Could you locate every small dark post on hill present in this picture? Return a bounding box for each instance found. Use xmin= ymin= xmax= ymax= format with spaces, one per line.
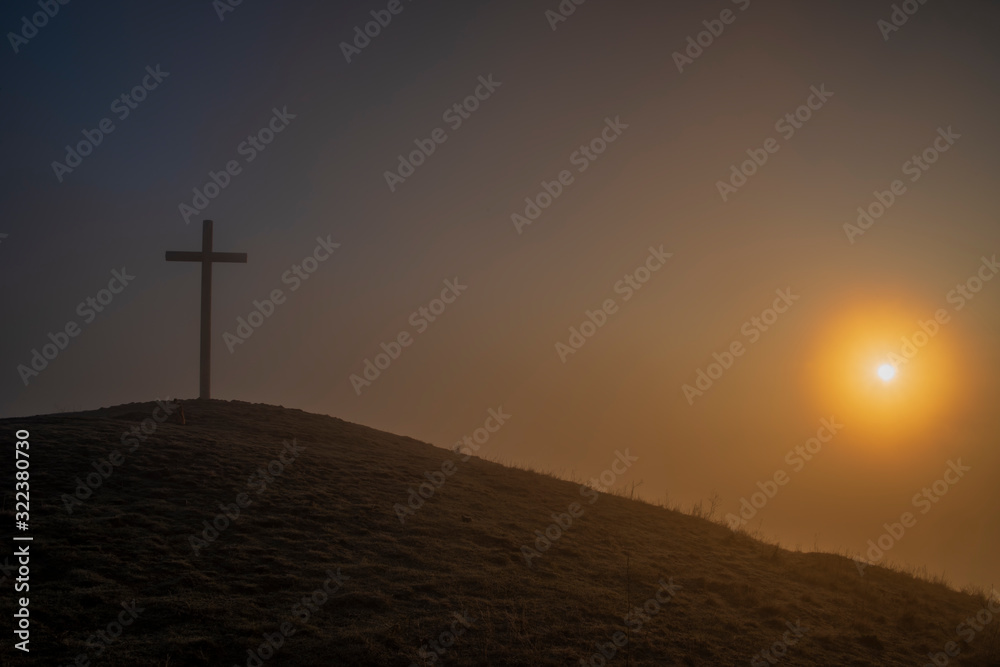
xmin=165 ymin=219 xmax=247 ymax=399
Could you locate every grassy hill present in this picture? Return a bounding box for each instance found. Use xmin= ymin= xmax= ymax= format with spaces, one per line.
xmin=2 ymin=399 xmax=998 ymax=666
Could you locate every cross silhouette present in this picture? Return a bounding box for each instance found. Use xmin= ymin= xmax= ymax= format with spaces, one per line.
xmin=165 ymin=220 xmax=247 ymax=399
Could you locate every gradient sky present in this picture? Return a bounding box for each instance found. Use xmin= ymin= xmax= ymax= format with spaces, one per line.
xmin=2 ymin=0 xmax=999 ymax=590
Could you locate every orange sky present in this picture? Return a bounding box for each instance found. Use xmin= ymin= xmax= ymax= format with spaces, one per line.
xmin=2 ymin=0 xmax=999 ymax=591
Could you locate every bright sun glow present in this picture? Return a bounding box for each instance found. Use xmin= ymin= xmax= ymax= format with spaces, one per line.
xmin=877 ymin=363 xmax=897 ymax=382
xmin=804 ymin=294 xmax=968 ymax=455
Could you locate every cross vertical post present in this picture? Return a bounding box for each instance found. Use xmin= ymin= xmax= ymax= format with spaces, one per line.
xmin=166 ymin=219 xmax=248 ymax=400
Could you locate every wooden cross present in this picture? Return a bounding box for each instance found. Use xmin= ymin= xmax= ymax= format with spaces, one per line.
xmin=165 ymin=220 xmax=247 ymax=400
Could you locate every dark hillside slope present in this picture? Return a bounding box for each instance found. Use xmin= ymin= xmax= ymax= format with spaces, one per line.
xmin=1 ymin=400 xmax=997 ymax=665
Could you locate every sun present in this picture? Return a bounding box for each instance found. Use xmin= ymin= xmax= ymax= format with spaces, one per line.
xmin=803 ymin=292 xmax=968 ymax=454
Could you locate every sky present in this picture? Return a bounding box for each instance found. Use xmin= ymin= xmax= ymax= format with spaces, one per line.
xmin=2 ymin=0 xmax=999 ymax=590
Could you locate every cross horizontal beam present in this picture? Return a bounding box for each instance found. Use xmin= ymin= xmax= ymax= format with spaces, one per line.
xmin=165 ymin=220 xmax=247 ymax=400
xmin=165 ymin=251 xmax=247 ymax=263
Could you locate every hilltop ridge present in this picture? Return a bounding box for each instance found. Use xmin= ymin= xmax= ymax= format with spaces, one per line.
xmin=2 ymin=399 xmax=998 ymax=666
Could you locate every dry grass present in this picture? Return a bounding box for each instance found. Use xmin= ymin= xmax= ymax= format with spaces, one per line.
xmin=1 ymin=399 xmax=998 ymax=666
